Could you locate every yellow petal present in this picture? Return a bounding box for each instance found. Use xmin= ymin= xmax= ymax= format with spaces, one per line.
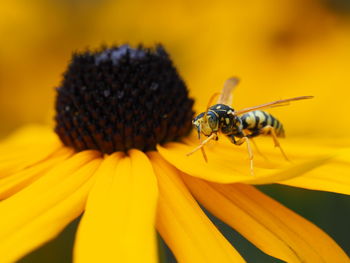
xmin=0 ymin=150 xmax=102 ymax=263
xmin=149 ymin=152 xmax=245 ymax=263
xmin=158 ymin=141 xmax=330 ymax=184
xmin=0 ymin=147 xmax=73 ymax=199
xmin=0 ymin=125 xmax=60 ymax=160
xmin=0 ymin=143 xmax=63 ymax=177
xmin=250 ymin=140 xmax=350 ymax=195
xmin=245 ymin=156 xmax=331 ymax=185
xmin=0 ymin=178 xmax=94 ymax=263
xmin=183 ymin=176 xmax=349 ymax=263
xmin=178 ymin=135 xmax=350 ymax=194
xmin=280 ymin=148 xmax=350 ymax=195
xmin=74 ymin=150 xmax=158 ymax=263
xmin=0 ymin=126 xmax=62 ymax=177
xmin=0 ymin=125 xmax=59 ymax=146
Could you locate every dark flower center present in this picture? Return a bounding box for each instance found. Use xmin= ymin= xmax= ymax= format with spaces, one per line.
xmin=55 ymin=44 xmax=194 ymax=154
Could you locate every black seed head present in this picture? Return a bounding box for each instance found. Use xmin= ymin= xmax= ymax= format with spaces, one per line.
xmin=55 ymin=44 xmax=194 ymax=154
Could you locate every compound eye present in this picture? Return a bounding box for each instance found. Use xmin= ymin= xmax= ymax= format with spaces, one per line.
xmin=208 ymin=114 xmax=218 ymax=129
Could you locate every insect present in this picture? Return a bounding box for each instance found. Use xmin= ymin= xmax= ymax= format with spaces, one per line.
xmin=187 ymin=77 xmax=313 ymax=175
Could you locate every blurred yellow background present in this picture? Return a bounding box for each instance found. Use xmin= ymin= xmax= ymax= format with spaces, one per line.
xmin=0 ymin=0 xmax=350 ymax=139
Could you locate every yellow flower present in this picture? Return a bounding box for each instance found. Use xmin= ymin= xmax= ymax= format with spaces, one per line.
xmin=0 ymin=44 xmax=349 ymax=263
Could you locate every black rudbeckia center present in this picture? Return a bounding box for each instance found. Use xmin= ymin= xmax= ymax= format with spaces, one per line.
xmin=55 ymin=44 xmax=194 ymax=154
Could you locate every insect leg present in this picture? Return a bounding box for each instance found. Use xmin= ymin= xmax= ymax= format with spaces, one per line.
xmin=226 ymin=134 xmax=238 ymax=144
xmin=250 ymin=138 xmax=269 ymax=161
xmin=261 ymin=125 xmax=289 ymax=161
xmin=186 ymin=133 xmax=217 ymax=158
xmin=199 ymin=135 xmax=208 ymax=163
xmin=243 ymin=137 xmax=254 ymax=176
xmin=227 ymin=134 xmax=254 ymax=176
xmin=246 ymin=130 xmax=260 ymax=138
xmin=245 ymin=131 xmax=269 ymax=161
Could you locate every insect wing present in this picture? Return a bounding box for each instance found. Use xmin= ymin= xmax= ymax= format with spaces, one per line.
xmin=235 ymin=96 xmax=313 ymax=115
xmin=217 ymin=77 xmax=240 ymax=105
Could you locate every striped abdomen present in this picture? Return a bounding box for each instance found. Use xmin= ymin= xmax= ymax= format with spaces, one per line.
xmin=241 ymin=110 xmax=285 ymax=137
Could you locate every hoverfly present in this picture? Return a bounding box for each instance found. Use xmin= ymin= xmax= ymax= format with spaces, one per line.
xmin=187 ymin=77 xmax=313 ymax=175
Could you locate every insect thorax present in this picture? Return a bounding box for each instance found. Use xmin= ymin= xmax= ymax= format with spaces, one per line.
xmin=208 ymin=104 xmax=242 ymax=135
